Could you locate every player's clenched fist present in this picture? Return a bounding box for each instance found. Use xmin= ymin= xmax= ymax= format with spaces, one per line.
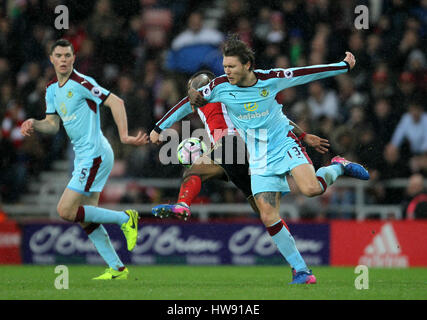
xmin=344 ymin=51 xmax=356 ymax=69
xmin=21 ymin=118 xmax=35 ymax=137
xmin=188 ymin=88 xmax=208 ymax=108
xmin=150 ymin=130 xmax=162 ymax=145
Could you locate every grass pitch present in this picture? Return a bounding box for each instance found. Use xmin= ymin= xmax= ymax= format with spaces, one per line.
xmin=1 ymin=265 xmax=426 ymax=300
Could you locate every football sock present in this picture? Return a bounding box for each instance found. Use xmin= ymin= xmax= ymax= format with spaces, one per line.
xmin=84 ymin=224 xmax=125 ymax=271
xmin=267 ymin=219 xmax=308 ymax=273
xmin=177 ymin=175 xmax=202 ymax=206
xmin=315 ymin=164 xmax=344 ymax=192
xmin=75 ymin=205 xmax=129 ymax=226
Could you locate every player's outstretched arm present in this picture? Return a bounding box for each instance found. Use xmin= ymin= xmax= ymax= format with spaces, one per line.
xmin=104 ymin=93 xmax=149 ymax=146
xmin=343 ymin=51 xmax=356 ymax=69
xmin=21 ymin=114 xmax=60 ymax=136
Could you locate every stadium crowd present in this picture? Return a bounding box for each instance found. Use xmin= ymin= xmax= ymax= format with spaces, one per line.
xmin=0 ymin=0 xmax=426 ymax=219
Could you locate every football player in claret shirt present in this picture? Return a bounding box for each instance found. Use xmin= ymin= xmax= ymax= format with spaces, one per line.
xmin=153 ymin=35 xmax=370 ymax=284
xmin=21 ymin=39 xmax=149 ymax=280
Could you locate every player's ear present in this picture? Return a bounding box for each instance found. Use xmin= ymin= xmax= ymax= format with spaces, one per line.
xmin=245 ymin=61 xmax=251 ymax=71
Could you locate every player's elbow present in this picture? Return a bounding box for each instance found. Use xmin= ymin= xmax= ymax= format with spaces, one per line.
xmin=300 ymin=184 xmax=323 ymax=197
xmin=105 ymin=94 xmax=125 ymax=110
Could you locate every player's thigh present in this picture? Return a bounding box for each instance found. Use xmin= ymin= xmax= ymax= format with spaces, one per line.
xmin=290 ymin=163 xmax=322 ymax=196
xmin=285 ymin=175 xmax=300 ymax=194
xmin=185 ymin=155 xmax=226 ymax=181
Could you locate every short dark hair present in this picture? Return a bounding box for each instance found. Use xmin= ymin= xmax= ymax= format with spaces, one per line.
xmin=50 ymin=39 xmax=74 ymax=55
xmin=188 ymin=70 xmax=215 ymax=89
xmin=222 ymin=34 xmax=255 ymax=70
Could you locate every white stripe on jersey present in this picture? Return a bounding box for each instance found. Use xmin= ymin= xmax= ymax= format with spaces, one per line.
xmin=221 ymin=103 xmax=237 ymax=137
xmin=197 ymin=107 xmax=214 ymax=144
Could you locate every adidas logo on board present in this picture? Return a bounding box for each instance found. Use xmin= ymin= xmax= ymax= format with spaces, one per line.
xmin=359 ymin=223 xmax=408 ymax=267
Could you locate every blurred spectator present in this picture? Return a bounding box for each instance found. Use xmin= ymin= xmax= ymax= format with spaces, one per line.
xmin=393 ymin=71 xmax=419 ymax=116
xmin=346 ymin=32 xmax=370 ymax=88
xmin=266 ymin=11 xmax=286 ymax=44
xmin=371 ymin=98 xmax=399 ymax=150
xmin=401 ymin=173 xmax=427 ymax=219
xmin=253 ymin=7 xmax=271 ymax=45
xmin=0 ymin=82 xmax=14 ymax=114
xmin=306 ymin=81 xmax=340 ymax=122
xmin=235 ymin=17 xmax=253 ymax=49
xmin=220 ymin=0 xmax=249 ymax=34
xmin=354 ymin=125 xmax=385 ymax=179
xmin=336 ymin=74 xmax=367 ymax=121
xmin=366 ymin=33 xmax=384 ymax=67
xmin=405 ymin=49 xmax=427 ymax=92
xmin=1 ymin=101 xmax=29 ymax=202
xmin=384 ymin=99 xmax=427 ymax=175
xmin=330 ymin=125 xmax=357 ymax=160
xmin=369 ymin=65 xmax=395 ymax=101
xmin=87 ymin=0 xmax=129 ymax=67
xmin=166 ymin=11 xmax=224 ymax=75
xmin=63 ymin=22 xmax=88 ymax=54
xmin=74 ymin=38 xmax=100 ymax=78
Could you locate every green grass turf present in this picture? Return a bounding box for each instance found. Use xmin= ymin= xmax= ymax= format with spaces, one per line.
xmin=0 ymin=265 xmax=426 ymax=300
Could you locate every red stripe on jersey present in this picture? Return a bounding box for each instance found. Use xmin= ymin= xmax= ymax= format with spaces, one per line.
xmin=46 ymin=77 xmax=58 ymax=89
xmin=292 ymin=65 xmax=347 ymax=77
xmin=255 ymin=70 xmax=284 ymax=81
xmin=85 ymin=156 xmax=102 ymax=192
xmin=157 ymin=96 xmax=190 ymax=127
xmin=209 ymin=75 xmax=229 ymax=90
xmin=70 ymin=71 xmax=107 ymax=101
xmin=86 ymin=99 xmax=97 ymax=113
xmin=255 ymin=65 xmax=347 ymax=81
xmin=287 ymin=131 xmax=313 ymax=165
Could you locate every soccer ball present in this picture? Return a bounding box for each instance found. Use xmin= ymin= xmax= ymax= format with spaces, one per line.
xmin=177 ymin=137 xmax=207 ymax=167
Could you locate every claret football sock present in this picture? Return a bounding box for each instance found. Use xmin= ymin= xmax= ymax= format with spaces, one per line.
xmin=267 ymin=219 xmax=309 ymax=273
xmin=85 ymin=224 xmax=125 ymax=271
xmin=315 ymin=164 xmax=344 ymax=192
xmin=75 ymin=205 xmax=129 ymax=226
xmin=177 ymin=175 xmax=202 ymax=207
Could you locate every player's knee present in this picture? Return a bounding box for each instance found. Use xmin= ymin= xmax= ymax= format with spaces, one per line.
xmin=56 ymin=203 xmax=76 ymax=222
xmin=258 ymin=209 xmax=279 ymax=227
xmin=299 ymin=183 xmax=322 ymax=197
